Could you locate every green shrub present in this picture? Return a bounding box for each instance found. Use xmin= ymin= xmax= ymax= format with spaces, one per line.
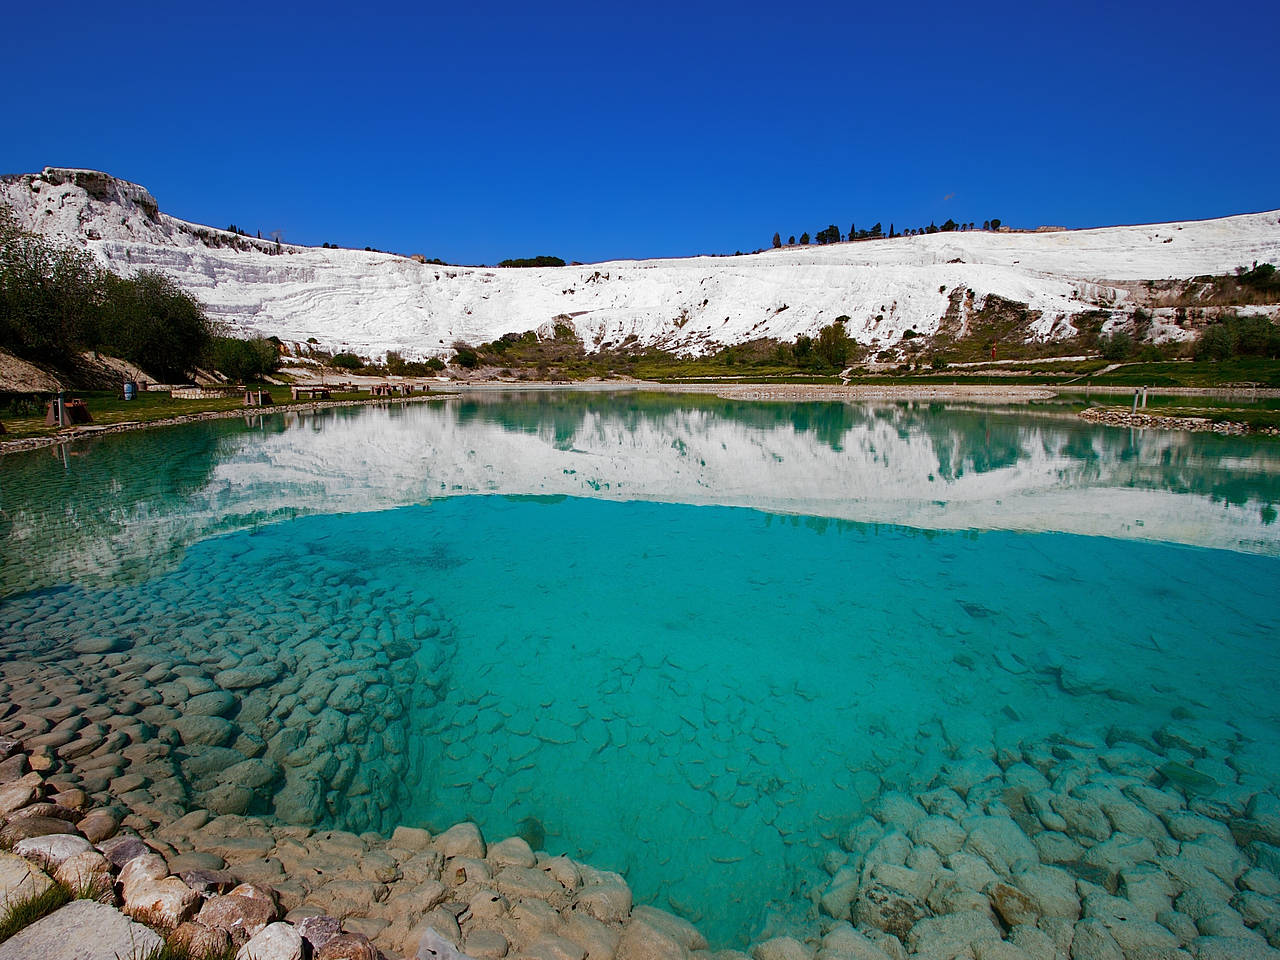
xmin=329 ymin=352 xmax=363 ymax=370
xmin=1195 ymin=314 xmax=1280 ymax=360
xmin=497 ymin=255 xmax=565 ymax=268
xmin=452 ymin=343 xmax=479 ymax=368
xmin=209 ymin=336 xmax=279 ymax=383
xmin=1099 ymin=331 xmax=1135 ymax=361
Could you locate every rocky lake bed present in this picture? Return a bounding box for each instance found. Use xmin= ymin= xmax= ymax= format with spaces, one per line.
xmin=0 ymin=624 xmax=1278 ymax=959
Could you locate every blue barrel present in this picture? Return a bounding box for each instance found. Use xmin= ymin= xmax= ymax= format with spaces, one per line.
xmin=123 ymin=381 xmax=136 ymax=400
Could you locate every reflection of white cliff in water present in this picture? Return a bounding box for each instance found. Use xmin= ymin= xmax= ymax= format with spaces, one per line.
xmin=2 ymin=394 xmax=1279 ymax=596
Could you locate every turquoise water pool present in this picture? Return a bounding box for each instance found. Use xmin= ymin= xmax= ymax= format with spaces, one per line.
xmin=2 ymin=392 xmax=1279 ymax=944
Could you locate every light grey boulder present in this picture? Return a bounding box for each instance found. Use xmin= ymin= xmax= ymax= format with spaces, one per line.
xmin=852 ymin=881 xmax=929 ymax=940
xmin=863 ymin=829 xmax=912 ymax=869
xmin=1158 ymin=908 xmax=1200 ymax=944
xmin=1239 ymin=867 xmax=1280 ymax=898
xmin=1069 ymin=918 xmax=1124 ymax=960
xmin=912 ymin=816 xmax=967 ymax=857
xmin=1196 ymin=910 xmax=1259 ymax=940
xmin=947 ymin=850 xmax=1001 ymax=892
xmin=1006 ymin=924 xmax=1058 ymax=960
xmin=971 ymin=941 xmax=1035 ymax=960
xmin=927 ymin=877 xmax=992 ymax=917
xmin=817 ymin=923 xmax=894 ymax=960
xmin=12 ymin=833 xmax=94 ymax=869
xmin=751 ymin=937 xmax=810 ymax=960
xmin=171 ymin=714 xmax=238 ymax=747
xmin=1082 ymin=833 xmax=1158 ymax=887
xmin=1180 ymin=833 xmax=1250 ymax=885
xmin=215 ymin=663 xmax=282 ymax=690
xmin=616 ymin=914 xmax=690 ymax=960
xmin=1189 ymin=935 xmax=1280 ymax=959
xmin=965 ymin=816 xmax=1038 ymax=875
xmin=236 ymin=921 xmax=304 ymax=960
xmin=0 ymin=898 xmax=162 ymax=960
xmin=819 ymin=872 xmax=860 ymax=920
xmin=905 ymin=910 xmax=1001 ymax=957
xmin=872 ymin=793 xmax=928 ymax=833
xmin=871 ymin=863 xmax=933 ymax=901
xmin=0 ymin=850 xmax=52 ymax=911
xmin=631 ymin=905 xmax=707 ymax=951
xmin=1101 ymin=797 xmax=1169 ymax=842
xmin=124 ymin=874 xmax=201 ymax=928
xmin=572 ymin=871 xmax=632 ymax=923
xmin=186 ymin=690 xmax=237 ymax=717
xmin=1050 ymin=795 xmax=1111 ymax=843
xmin=417 ymin=926 xmax=477 ymax=960
xmin=435 ymin=821 xmax=486 ymax=860
xmin=1104 ymin=917 xmax=1182 ymax=954
xmin=487 ymin=836 xmax=536 ymax=870
xmin=1012 ymin=864 xmax=1080 ymax=919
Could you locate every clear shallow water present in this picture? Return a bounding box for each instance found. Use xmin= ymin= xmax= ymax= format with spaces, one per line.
xmin=2 ymin=393 xmax=1280 ymax=944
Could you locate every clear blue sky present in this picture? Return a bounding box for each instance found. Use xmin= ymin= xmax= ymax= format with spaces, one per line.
xmin=3 ymin=0 xmax=1276 ymax=265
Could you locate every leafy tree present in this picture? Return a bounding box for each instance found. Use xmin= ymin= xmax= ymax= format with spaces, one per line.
xmin=990 ymin=218 xmax=1002 ymax=230
xmin=1234 ymin=315 xmax=1280 ymax=355
xmin=0 ymin=206 xmax=105 ymax=364
xmin=1238 ymin=263 xmax=1279 ymax=293
xmin=497 ymin=255 xmax=565 ymax=268
xmin=772 ymin=233 xmax=781 ymax=249
xmin=451 ymin=341 xmax=479 ymax=368
xmin=1098 ymin=331 xmax=1135 ymax=361
xmin=387 ymin=350 xmax=446 ymax=376
xmin=210 ymin=335 xmax=279 ymax=382
xmin=330 ymin=352 xmax=364 ymax=369
xmin=1194 ymin=324 xmax=1235 ymax=361
xmin=814 ymin=322 xmax=852 ymax=368
xmin=99 ymin=270 xmax=213 ymax=381
xmin=793 ymin=334 xmax=813 ymax=361
xmin=1194 ymin=313 xmax=1280 ymax=359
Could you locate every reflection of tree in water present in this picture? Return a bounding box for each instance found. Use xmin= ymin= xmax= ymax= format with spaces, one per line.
xmin=454 ymin=390 xmax=876 ymax=453
xmin=0 ymin=418 xmax=265 ymax=598
xmin=453 ymin=391 xmax=1280 ymax=512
